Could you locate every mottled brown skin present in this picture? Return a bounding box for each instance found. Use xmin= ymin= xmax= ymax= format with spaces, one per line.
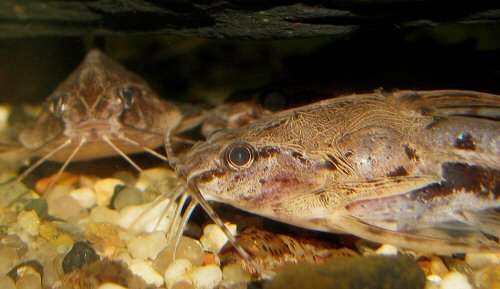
xmin=178 ymin=90 xmax=500 ymax=253
xmin=19 ymin=49 xmax=181 ymax=162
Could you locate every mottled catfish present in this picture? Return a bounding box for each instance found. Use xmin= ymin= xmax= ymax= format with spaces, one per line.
xmin=177 ymin=90 xmax=500 ymax=253
xmin=9 ymin=49 xmax=182 ymax=186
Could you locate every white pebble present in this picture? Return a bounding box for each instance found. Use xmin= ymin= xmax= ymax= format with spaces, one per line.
xmin=222 ymin=263 xmax=251 ymax=286
xmin=439 ymin=272 xmax=472 ymax=289
xmin=175 ymin=237 xmax=205 ymax=266
xmin=119 ymin=199 xmax=176 ymax=233
xmin=200 ymin=223 xmax=237 ymax=254
xmin=188 ymin=264 xmax=222 ymax=289
xmin=94 ymin=178 xmax=124 ymax=206
xmin=127 ymin=231 xmax=168 ymax=260
xmin=89 ymin=206 xmax=121 ymax=225
xmin=17 ymin=210 xmax=40 ymax=236
xmin=375 ymin=244 xmax=399 ymax=256
xmin=164 ymin=259 xmax=194 ymax=289
xmin=128 ymin=260 xmax=164 ymax=287
xmin=47 ymin=195 xmax=85 ymax=221
xmin=465 ymin=252 xmax=500 ymax=269
xmin=69 ymin=187 xmax=96 ymax=209
xmin=97 ymin=283 xmax=128 ymax=289
xmin=426 ymin=274 xmax=443 ymax=286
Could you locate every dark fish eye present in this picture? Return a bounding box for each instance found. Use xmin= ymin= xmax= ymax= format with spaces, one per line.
xmin=48 ymin=93 xmax=68 ymax=117
xmin=115 ymin=86 xmax=138 ymax=109
xmin=225 ymin=142 xmax=255 ymax=170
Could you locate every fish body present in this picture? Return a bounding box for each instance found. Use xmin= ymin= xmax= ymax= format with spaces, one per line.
xmin=18 ymin=49 xmax=181 ymax=162
xmin=178 ymin=90 xmax=500 ymax=253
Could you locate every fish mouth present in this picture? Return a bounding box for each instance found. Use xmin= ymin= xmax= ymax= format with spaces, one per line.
xmin=67 ymin=120 xmax=120 ymax=139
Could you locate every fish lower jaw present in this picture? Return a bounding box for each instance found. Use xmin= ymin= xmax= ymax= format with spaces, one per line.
xmin=66 ymin=123 xmax=121 ymax=141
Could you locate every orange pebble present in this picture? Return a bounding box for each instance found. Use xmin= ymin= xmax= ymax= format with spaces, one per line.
xmin=204 ymin=252 xmax=216 ymax=265
xmin=35 ymin=171 xmax=79 ymax=194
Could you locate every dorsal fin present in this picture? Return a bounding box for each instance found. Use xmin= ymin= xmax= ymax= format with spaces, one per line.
xmin=392 ymin=90 xmax=500 ymax=120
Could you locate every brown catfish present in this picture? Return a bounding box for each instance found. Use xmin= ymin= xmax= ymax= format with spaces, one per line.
xmin=176 ymin=90 xmax=500 ymax=254
xmin=5 ymin=49 xmax=181 ymax=185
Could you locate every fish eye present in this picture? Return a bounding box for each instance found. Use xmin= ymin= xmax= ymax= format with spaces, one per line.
xmin=115 ymin=86 xmax=138 ymax=109
xmin=224 ymin=142 xmax=255 ymax=170
xmin=48 ymin=93 xmax=68 ymax=117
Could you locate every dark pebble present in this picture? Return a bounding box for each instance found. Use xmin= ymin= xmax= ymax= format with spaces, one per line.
xmin=62 ymin=240 xmax=100 ymax=273
xmin=7 ymin=259 xmax=43 ymax=281
xmin=264 ymin=255 xmax=425 ymax=289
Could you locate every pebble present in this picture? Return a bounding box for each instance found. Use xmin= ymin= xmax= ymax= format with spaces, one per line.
xmin=47 ymin=194 xmax=85 ymax=221
xmin=0 ymin=275 xmax=16 ymax=289
xmin=172 ymin=280 xmax=195 ymax=289
xmin=0 ymin=207 xmax=17 ymax=228
xmin=38 ymin=221 xmax=58 ymax=240
xmin=439 ymin=272 xmax=473 ymax=289
xmin=426 ymin=274 xmax=443 ymax=289
xmin=112 ymin=170 xmax=137 ymax=185
xmin=127 ymin=231 xmax=168 ymax=260
xmin=119 ymin=199 xmax=176 ymax=233
xmin=111 ymin=185 xmax=145 ymax=211
xmin=375 ymin=244 xmax=399 ymax=256
xmin=1 ymin=234 xmax=28 ymax=258
xmin=154 ymin=237 xmax=204 ymax=275
xmin=164 ymin=259 xmax=194 ymax=289
xmin=222 ymin=263 xmax=252 ymax=286
xmin=128 ymin=259 xmax=164 ymax=287
xmin=265 ymin=256 xmax=425 ymax=289
xmin=69 ymin=187 xmax=96 ymax=209
xmin=93 ymin=178 xmax=125 ymax=207
xmin=16 ymin=273 xmax=42 ymax=289
xmin=135 ymin=167 xmax=176 ymax=192
xmin=51 ymin=233 xmax=75 ymax=254
xmin=17 ymin=210 xmax=40 ymax=237
xmin=465 ymin=252 xmax=500 ymax=269
xmin=0 ymin=246 xmax=18 ymax=275
xmin=42 ymin=254 xmax=65 ymax=288
xmin=188 ymin=264 xmax=223 ymax=289
xmin=176 ymin=237 xmax=205 ymax=266
xmin=89 ymin=206 xmax=121 ymax=225
xmin=62 ymin=240 xmax=100 ymax=273
xmin=36 ymin=173 xmax=78 ymax=194
xmin=200 ymin=223 xmax=237 ymax=254
xmin=97 ymin=283 xmax=129 ymax=289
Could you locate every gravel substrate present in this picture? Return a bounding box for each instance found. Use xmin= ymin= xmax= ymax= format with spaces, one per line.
xmin=0 ymin=166 xmax=499 ymax=289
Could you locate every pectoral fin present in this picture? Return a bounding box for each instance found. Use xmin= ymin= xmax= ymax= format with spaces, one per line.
xmin=333 ymin=211 xmax=500 ymax=253
xmin=463 ymin=209 xmax=500 ymax=237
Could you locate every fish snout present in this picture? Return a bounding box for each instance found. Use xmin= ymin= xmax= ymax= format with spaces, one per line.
xmin=176 ymin=145 xmax=213 ymax=182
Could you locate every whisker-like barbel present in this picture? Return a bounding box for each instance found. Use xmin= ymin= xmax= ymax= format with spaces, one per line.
xmin=44 ymin=137 xmax=86 ymax=193
xmin=12 ymin=138 xmax=72 ymax=184
xmin=117 ymin=134 xmax=169 ymax=162
xmin=103 ymin=135 xmax=142 ymax=173
xmin=186 ymin=180 xmax=275 ymax=277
